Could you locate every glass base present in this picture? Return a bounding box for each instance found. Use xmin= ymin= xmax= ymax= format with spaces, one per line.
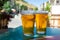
xmin=24 ymin=34 xmax=33 ymax=36
xmin=24 ymin=34 xmax=40 ymax=38
xmin=37 ymin=31 xmax=45 ymax=34
xmin=33 ymin=34 xmax=39 ymax=38
xmin=33 ymin=34 xmax=46 ymax=38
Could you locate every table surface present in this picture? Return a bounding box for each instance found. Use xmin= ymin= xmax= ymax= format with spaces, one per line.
xmin=0 ymin=26 xmax=60 ymax=40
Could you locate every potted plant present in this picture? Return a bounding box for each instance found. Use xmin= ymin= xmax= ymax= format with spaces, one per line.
xmin=0 ymin=1 xmax=13 ymax=29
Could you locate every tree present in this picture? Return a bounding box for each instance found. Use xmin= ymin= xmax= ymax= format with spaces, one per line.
xmin=34 ymin=8 xmax=38 ymax=11
xmin=16 ymin=0 xmax=28 ymax=11
xmin=0 ymin=0 xmax=8 ymax=10
xmin=45 ymin=2 xmax=51 ymax=12
xmin=3 ymin=1 xmax=11 ymax=13
xmin=20 ymin=5 xmax=28 ymax=10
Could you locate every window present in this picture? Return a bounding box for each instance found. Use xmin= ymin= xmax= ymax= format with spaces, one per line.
xmin=56 ymin=0 xmax=60 ymax=5
xmin=56 ymin=0 xmax=59 ymax=3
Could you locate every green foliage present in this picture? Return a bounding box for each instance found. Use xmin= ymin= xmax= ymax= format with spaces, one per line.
xmin=34 ymin=8 xmax=38 ymax=11
xmin=3 ymin=1 xmax=11 ymax=12
xmin=0 ymin=0 xmax=8 ymax=10
xmin=16 ymin=4 xmax=28 ymax=10
xmin=20 ymin=5 xmax=28 ymax=10
xmin=16 ymin=4 xmax=28 ymax=12
xmin=17 ymin=0 xmax=27 ymax=3
xmin=45 ymin=2 xmax=51 ymax=12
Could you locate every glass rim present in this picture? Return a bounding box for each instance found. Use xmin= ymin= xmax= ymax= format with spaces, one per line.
xmin=35 ymin=11 xmax=48 ymax=14
xmin=21 ymin=10 xmax=34 ymax=14
xmin=20 ymin=10 xmax=48 ymax=14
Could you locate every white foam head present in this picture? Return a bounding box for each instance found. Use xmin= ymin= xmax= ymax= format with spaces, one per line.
xmin=21 ymin=10 xmax=48 ymax=14
xmin=36 ymin=11 xmax=48 ymax=14
xmin=21 ymin=10 xmax=35 ymax=14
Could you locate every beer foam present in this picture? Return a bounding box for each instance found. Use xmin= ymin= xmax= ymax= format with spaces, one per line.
xmin=21 ymin=10 xmax=48 ymax=14
xmin=21 ymin=10 xmax=34 ymax=14
xmin=36 ymin=11 xmax=48 ymax=14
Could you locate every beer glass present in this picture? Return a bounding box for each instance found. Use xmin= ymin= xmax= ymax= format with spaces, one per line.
xmin=35 ymin=11 xmax=48 ymax=34
xmin=21 ymin=11 xmax=35 ymax=36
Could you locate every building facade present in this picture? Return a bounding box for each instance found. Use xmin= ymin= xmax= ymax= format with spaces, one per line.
xmin=16 ymin=0 xmax=37 ymax=10
xmin=49 ymin=0 xmax=60 ymax=5
xmin=40 ymin=0 xmax=60 ymax=10
xmin=49 ymin=0 xmax=60 ymax=28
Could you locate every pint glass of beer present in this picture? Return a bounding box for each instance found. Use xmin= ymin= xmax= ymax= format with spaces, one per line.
xmin=35 ymin=11 xmax=48 ymax=34
xmin=21 ymin=11 xmax=35 ymax=36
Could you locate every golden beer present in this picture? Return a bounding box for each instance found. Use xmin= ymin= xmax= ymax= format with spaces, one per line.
xmin=35 ymin=12 xmax=48 ymax=34
xmin=21 ymin=13 xmax=35 ymax=36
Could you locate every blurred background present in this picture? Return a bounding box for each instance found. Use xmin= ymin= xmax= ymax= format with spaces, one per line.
xmin=0 ymin=0 xmax=60 ymax=40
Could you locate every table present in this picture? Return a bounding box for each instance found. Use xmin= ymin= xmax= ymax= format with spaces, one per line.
xmin=0 ymin=26 xmax=60 ymax=40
